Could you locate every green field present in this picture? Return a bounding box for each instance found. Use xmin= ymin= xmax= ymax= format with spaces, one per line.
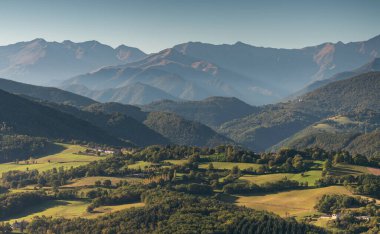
xmin=3 ymin=200 xmax=144 ymax=223
xmin=0 ymin=144 xmax=102 ymax=177
xmin=241 ymin=170 xmax=323 ymax=186
xmin=126 ymin=161 xmax=152 ymax=170
xmin=234 ymin=186 xmax=352 ymax=217
xmin=164 ymin=159 xmax=189 ymax=165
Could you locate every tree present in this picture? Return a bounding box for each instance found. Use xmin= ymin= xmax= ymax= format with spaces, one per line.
xmin=231 ymin=166 xmax=240 ymax=175
xmin=103 ymin=180 xmax=112 ymax=188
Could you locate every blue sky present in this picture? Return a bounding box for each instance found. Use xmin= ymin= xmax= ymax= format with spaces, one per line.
xmin=0 ymin=0 xmax=379 ymax=53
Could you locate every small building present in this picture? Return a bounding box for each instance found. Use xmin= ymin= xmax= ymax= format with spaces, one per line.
xmin=355 ymin=216 xmax=370 ymax=221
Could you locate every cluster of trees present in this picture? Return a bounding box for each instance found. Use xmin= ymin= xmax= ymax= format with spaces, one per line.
xmin=0 ymin=134 xmax=58 ymax=163
xmin=222 ymin=178 xmax=304 ymax=195
xmin=87 ymin=185 xmax=147 ymax=212
xmin=174 ymin=183 xmax=213 ymax=195
xmin=315 ymin=194 xmax=373 ymax=213
xmin=0 ymin=192 xmax=48 ymax=219
xmin=315 ymin=174 xmax=380 ymax=198
xmin=26 ymin=189 xmax=325 ymax=233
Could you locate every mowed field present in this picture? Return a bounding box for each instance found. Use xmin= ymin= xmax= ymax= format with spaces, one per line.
xmin=234 ymin=186 xmax=352 ymax=218
xmin=0 ymin=144 xmax=102 ymax=177
xmin=3 ymin=200 xmax=144 ymax=223
xmin=240 ymin=170 xmax=322 ymax=186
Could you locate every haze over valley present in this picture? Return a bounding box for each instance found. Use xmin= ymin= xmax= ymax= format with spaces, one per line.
xmin=0 ymin=1 xmax=379 ymax=233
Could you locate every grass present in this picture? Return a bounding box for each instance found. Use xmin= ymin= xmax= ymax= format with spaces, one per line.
xmin=3 ymin=200 xmax=144 ymax=222
xmin=164 ymin=159 xmax=189 ymax=165
xmin=126 ymin=161 xmax=152 ymax=170
xmin=327 ymin=115 xmax=356 ymax=125
xmin=0 ymin=144 xmax=102 ymax=177
xmin=63 ymin=176 xmax=143 ymax=187
xmin=240 ymin=170 xmax=323 ymax=186
xmin=312 ymin=123 xmax=336 ymax=132
xmin=234 ymin=186 xmax=352 ymax=218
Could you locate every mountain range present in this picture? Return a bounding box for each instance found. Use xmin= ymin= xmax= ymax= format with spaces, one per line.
xmin=0 ymin=39 xmax=146 ymax=85
xmin=0 ymin=36 xmax=379 ymax=156
xmin=61 ymin=34 xmax=380 ymax=105
xmin=0 ymin=35 xmax=379 ymax=105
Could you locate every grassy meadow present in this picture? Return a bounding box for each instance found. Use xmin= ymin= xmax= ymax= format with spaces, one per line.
xmin=240 ymin=170 xmax=323 ymax=186
xmin=234 ymin=186 xmax=352 ymax=218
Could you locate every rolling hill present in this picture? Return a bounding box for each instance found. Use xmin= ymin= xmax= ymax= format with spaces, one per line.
xmin=270 ymin=111 xmax=380 ymax=157
xmin=144 ymin=112 xmax=234 ymax=147
xmin=42 ymin=103 xmax=169 ymax=147
xmin=142 ymin=96 xmax=259 ymax=128
xmin=289 ymin=57 xmax=380 ymax=99
xmin=64 ymin=82 xmax=178 ymax=105
xmin=0 ymin=77 xmax=97 ymax=107
xmin=219 ymin=72 xmax=380 ymax=151
xmin=0 ymin=89 xmax=123 ymax=145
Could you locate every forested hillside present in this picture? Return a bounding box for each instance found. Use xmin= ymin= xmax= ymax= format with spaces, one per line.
xmin=220 ymin=72 xmax=380 ymax=151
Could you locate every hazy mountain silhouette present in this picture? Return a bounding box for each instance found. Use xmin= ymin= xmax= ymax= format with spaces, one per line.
xmin=0 ymin=39 xmax=146 ymax=85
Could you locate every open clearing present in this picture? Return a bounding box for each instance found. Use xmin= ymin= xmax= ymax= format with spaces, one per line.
xmin=126 ymin=161 xmax=152 ymax=170
xmin=240 ymin=170 xmax=322 ymax=186
xmin=367 ymin=167 xmax=380 ymax=175
xmin=235 ymin=186 xmax=352 ymax=217
xmin=3 ymin=200 xmax=144 ymax=223
xmin=0 ymin=144 xmax=102 ymax=177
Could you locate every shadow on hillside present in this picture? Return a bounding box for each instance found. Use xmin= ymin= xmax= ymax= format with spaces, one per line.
xmin=329 ymin=166 xmax=362 ymax=176
xmin=0 ymin=200 xmax=70 ymax=222
xmin=35 ymin=142 xmax=66 ymax=158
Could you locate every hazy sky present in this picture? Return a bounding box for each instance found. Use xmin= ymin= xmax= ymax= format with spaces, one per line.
xmin=0 ymin=0 xmax=379 ymax=53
